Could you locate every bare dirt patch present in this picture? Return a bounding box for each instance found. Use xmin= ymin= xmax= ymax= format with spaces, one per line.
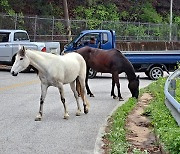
xmin=125 ymin=93 xmax=161 ymax=153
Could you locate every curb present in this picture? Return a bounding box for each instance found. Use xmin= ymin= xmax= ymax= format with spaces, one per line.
xmin=94 ymin=95 xmax=130 ymax=154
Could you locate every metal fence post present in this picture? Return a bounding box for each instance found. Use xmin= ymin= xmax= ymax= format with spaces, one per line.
xmin=34 ymin=15 xmax=37 ymax=41
xmin=14 ymin=14 xmax=17 ymax=29
xmin=52 ymin=16 xmax=55 ymax=41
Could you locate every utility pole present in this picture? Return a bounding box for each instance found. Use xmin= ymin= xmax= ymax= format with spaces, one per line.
xmin=63 ymin=0 xmax=71 ymax=41
xmin=169 ymin=0 xmax=173 ymax=41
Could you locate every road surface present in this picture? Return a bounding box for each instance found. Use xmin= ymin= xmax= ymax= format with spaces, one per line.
xmin=0 ymin=67 xmax=152 ymax=154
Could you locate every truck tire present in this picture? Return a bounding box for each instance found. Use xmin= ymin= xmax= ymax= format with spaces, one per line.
xmin=88 ymin=68 xmax=97 ymax=79
xmin=148 ymin=66 xmax=163 ymax=80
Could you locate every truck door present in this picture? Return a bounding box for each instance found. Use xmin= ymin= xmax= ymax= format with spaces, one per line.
xmin=99 ymin=32 xmax=112 ymax=50
xmin=0 ymin=32 xmax=12 ymax=62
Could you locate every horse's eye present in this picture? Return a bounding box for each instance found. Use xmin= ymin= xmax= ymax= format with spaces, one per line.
xmin=20 ymin=57 xmax=23 ymax=60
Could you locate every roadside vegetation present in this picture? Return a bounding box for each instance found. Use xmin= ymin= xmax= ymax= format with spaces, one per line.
xmin=0 ymin=0 xmax=180 ymax=39
xmin=104 ymin=78 xmax=180 ymax=153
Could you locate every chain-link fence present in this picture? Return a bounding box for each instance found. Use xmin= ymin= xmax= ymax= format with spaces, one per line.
xmin=0 ymin=13 xmax=178 ymax=43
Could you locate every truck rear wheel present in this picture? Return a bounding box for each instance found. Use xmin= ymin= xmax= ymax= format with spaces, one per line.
xmin=148 ymin=66 xmax=163 ymax=80
xmin=88 ymin=68 xmax=97 ymax=79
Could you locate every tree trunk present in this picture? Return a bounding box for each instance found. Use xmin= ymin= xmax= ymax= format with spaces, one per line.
xmin=62 ymin=0 xmax=71 ymax=41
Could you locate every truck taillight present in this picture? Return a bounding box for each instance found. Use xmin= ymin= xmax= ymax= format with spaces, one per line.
xmin=41 ymin=47 xmax=46 ymax=52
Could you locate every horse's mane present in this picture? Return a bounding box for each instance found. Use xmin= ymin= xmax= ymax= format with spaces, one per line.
xmin=24 ymin=49 xmax=60 ymax=75
xmin=26 ymin=49 xmax=58 ymax=58
xmin=111 ymin=48 xmax=136 ymax=81
xmin=114 ymin=48 xmax=122 ymax=53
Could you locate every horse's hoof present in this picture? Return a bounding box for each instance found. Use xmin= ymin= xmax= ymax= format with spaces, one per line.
xmin=35 ymin=117 xmax=42 ymax=121
xmin=35 ymin=114 xmax=42 ymax=121
xmin=76 ymin=111 xmax=81 ymax=116
xmin=64 ymin=114 xmax=69 ymax=119
xmin=119 ymin=98 xmax=124 ymax=101
xmin=113 ymin=96 xmax=118 ymax=99
xmin=90 ymin=94 xmax=94 ymax=97
xmin=84 ymin=108 xmax=89 ymax=114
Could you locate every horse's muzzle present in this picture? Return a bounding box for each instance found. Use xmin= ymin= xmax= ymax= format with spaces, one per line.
xmin=11 ymin=71 xmax=18 ymax=76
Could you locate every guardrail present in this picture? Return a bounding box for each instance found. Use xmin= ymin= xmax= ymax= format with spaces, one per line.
xmin=164 ymin=69 xmax=180 ymax=126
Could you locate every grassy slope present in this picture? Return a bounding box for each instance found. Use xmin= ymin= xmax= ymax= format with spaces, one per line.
xmin=105 ymin=78 xmax=180 ymax=154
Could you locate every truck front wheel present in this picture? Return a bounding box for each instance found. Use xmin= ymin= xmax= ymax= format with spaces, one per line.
xmin=148 ymin=66 xmax=163 ymax=80
xmin=88 ymin=68 xmax=97 ymax=79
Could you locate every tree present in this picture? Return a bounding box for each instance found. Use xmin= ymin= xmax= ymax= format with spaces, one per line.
xmin=62 ymin=0 xmax=71 ymax=41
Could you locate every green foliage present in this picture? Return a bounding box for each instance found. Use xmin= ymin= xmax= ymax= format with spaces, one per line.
xmin=120 ymin=11 xmax=129 ymax=21
xmin=144 ymin=78 xmax=180 ymax=153
xmin=16 ymin=12 xmax=25 ymax=30
xmin=139 ymin=2 xmax=163 ymax=23
xmin=75 ymin=4 xmax=119 ymax=21
xmin=0 ymin=0 xmax=15 ymax=15
xmin=40 ymin=2 xmax=62 ymax=17
xmin=74 ymin=3 xmax=120 ymax=29
xmin=54 ymin=21 xmax=66 ymax=35
xmin=175 ymin=79 xmax=180 ymax=102
xmin=174 ymin=16 xmax=180 ymax=39
xmin=174 ymin=16 xmax=180 ymax=25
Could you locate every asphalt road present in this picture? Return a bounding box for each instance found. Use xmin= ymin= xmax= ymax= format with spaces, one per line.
xmin=0 ymin=67 xmax=152 ymax=154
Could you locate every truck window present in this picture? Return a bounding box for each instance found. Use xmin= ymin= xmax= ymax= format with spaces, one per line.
xmin=102 ymin=33 xmax=108 ymax=44
xmin=79 ymin=33 xmax=98 ymax=46
xmin=14 ymin=32 xmax=29 ymax=41
xmin=0 ymin=33 xmax=10 ymax=42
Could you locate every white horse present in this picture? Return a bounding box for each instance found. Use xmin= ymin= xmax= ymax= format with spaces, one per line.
xmin=11 ymin=46 xmax=89 ymax=121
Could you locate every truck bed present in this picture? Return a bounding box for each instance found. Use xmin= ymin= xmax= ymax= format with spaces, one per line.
xmin=122 ymin=50 xmax=180 ymax=64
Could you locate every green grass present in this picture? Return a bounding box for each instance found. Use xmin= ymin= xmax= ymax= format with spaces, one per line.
xmin=104 ymin=97 xmax=137 ymax=154
xmin=105 ymin=77 xmax=180 ymax=154
xmin=175 ymin=79 xmax=180 ymax=103
xmin=144 ymin=78 xmax=180 ymax=153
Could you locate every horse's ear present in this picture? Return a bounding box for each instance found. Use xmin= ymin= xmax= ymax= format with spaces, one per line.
xmin=136 ymin=75 xmax=139 ymax=79
xmin=19 ymin=46 xmax=26 ymax=56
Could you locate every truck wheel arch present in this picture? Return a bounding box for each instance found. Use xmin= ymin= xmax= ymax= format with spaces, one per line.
xmin=147 ymin=64 xmax=168 ymax=72
xmin=146 ymin=64 xmax=168 ymax=80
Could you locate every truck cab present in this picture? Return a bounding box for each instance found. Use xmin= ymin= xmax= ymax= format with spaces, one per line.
xmin=63 ymin=30 xmax=116 ymax=53
xmin=0 ymin=29 xmax=60 ymax=66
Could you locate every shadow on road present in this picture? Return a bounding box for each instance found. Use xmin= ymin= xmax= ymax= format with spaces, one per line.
xmin=91 ymin=73 xmax=150 ymax=80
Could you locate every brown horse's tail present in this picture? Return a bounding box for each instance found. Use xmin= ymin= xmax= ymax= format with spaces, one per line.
xmin=76 ymin=79 xmax=81 ymax=97
xmin=76 ymin=78 xmax=90 ymax=110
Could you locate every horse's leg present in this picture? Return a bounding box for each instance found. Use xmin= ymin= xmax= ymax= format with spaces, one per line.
xmin=78 ymin=77 xmax=90 ymax=114
xmin=111 ymin=78 xmax=118 ymax=99
xmin=86 ymin=67 xmax=94 ymax=97
xmin=58 ymin=84 xmax=69 ymax=119
xmin=35 ymin=83 xmax=48 ymax=121
xmin=70 ymin=80 xmax=81 ymax=116
xmin=112 ymin=72 xmax=123 ymax=101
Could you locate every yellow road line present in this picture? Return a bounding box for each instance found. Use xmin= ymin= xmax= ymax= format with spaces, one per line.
xmin=0 ymin=80 xmax=40 ymax=91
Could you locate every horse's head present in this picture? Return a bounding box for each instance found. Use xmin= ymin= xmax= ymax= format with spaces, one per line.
xmin=128 ymin=75 xmax=139 ymax=99
xmin=11 ymin=46 xmax=30 ymax=76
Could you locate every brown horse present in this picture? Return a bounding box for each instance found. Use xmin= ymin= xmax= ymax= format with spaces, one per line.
xmin=76 ymin=46 xmax=139 ymax=100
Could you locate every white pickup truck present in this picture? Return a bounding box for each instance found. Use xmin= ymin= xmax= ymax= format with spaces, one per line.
xmin=0 ymin=29 xmax=60 ymax=66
